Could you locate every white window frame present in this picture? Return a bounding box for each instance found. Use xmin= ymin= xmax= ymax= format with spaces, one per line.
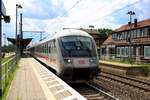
xmin=144 ymin=46 xmax=150 ymax=59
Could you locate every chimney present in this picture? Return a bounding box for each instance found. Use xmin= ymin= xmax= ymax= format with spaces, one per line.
xmin=128 ymin=21 xmax=131 ymax=25
xmin=134 ymin=18 xmax=137 ymax=27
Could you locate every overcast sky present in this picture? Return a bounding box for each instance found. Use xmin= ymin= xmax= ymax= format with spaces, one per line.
xmin=2 ymin=0 xmax=150 ymax=46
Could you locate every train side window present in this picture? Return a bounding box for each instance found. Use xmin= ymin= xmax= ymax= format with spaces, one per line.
xmin=48 ymin=42 xmax=51 ymax=53
xmin=53 ymin=39 xmax=57 ymax=53
xmin=53 ymin=39 xmax=56 ymax=48
xmin=45 ymin=43 xmax=47 ymax=53
xmin=46 ymin=42 xmax=48 ymax=54
xmin=42 ymin=44 xmax=43 ymax=53
xmin=51 ymin=40 xmax=53 ymax=53
xmin=45 ymin=43 xmax=47 ymax=54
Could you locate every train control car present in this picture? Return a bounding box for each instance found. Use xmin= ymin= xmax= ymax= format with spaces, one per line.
xmin=28 ymin=29 xmax=100 ymax=82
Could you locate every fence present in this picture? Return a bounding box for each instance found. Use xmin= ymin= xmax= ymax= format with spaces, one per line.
xmin=0 ymin=55 xmax=17 ymax=95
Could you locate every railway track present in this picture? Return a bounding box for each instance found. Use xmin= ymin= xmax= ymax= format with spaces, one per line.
xmin=70 ymin=83 xmax=119 ymax=100
xmin=97 ymin=71 xmax=150 ymax=92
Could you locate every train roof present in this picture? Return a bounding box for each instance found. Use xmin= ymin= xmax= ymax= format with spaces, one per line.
xmin=53 ymin=29 xmax=92 ymax=39
xmin=30 ymin=29 xmax=93 ymax=47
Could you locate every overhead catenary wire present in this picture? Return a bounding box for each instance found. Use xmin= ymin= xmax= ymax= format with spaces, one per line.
xmin=60 ymin=0 xmax=83 ymax=17
xmin=86 ymin=0 xmax=142 ymax=25
xmin=43 ymin=0 xmax=83 ymax=33
xmin=23 ymin=0 xmax=143 ymax=42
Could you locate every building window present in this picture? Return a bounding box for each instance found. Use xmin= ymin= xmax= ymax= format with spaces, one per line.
xmin=117 ymin=34 xmax=120 ymax=40
xmin=117 ymin=47 xmax=121 ymax=57
xmin=121 ymin=47 xmax=125 ymax=56
xmin=112 ymin=34 xmax=114 ymax=39
xmin=122 ymin=32 xmax=125 ymax=40
xmin=127 ymin=32 xmax=130 ymax=39
xmin=124 ymin=32 xmax=127 ymax=40
xmin=144 ymin=46 xmax=150 ymax=58
xmin=133 ymin=30 xmax=137 ymax=38
xmin=112 ymin=33 xmax=116 ymax=40
xmin=143 ymin=27 xmax=148 ymax=36
xmin=101 ymin=48 xmax=106 ymax=55
xmin=137 ymin=29 xmax=140 ymax=37
xmin=131 ymin=30 xmax=134 ymax=38
xmin=149 ymin=27 xmax=150 ymax=36
xmin=140 ymin=29 xmax=144 ymax=37
xmin=117 ymin=34 xmax=119 ymax=40
xmin=130 ymin=47 xmax=134 ymax=56
xmin=125 ymin=47 xmax=129 ymax=56
xmin=114 ymin=33 xmax=117 ymax=40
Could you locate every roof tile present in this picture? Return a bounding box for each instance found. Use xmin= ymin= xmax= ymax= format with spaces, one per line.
xmin=115 ymin=19 xmax=150 ymax=32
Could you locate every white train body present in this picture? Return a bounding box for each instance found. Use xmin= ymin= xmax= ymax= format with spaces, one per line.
xmin=29 ymin=29 xmax=100 ymax=82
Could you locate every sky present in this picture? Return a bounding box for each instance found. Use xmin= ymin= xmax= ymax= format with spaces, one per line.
xmin=2 ymin=0 xmax=150 ymax=46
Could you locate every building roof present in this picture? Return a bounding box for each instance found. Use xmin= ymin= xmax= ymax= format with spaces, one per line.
xmin=115 ymin=19 xmax=150 ymax=32
xmin=101 ymin=35 xmax=150 ymax=46
xmin=102 ymin=35 xmax=114 ymax=46
xmin=7 ymin=38 xmax=32 ymax=48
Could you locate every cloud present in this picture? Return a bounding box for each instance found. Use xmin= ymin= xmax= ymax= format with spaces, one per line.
xmin=2 ymin=0 xmax=150 ymax=45
xmin=134 ymin=0 xmax=150 ymax=20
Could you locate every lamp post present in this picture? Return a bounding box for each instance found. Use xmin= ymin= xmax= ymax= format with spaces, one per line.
xmin=16 ymin=4 xmax=22 ymax=58
xmin=3 ymin=33 xmax=6 ymax=55
xmin=3 ymin=33 xmax=6 ymax=46
xmin=0 ymin=0 xmax=11 ymax=95
xmin=89 ymin=25 xmax=94 ymax=33
xmin=127 ymin=11 xmax=135 ymax=64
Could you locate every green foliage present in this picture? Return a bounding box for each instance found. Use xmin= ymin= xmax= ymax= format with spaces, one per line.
xmin=98 ymin=28 xmax=113 ymax=36
xmin=142 ymin=66 xmax=149 ymax=76
xmin=2 ymin=44 xmax=16 ymax=53
xmin=0 ymin=64 xmax=18 ymax=100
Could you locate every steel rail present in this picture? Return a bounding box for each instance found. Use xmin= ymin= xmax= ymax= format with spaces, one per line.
xmin=86 ymin=82 xmax=119 ymax=100
xmin=98 ymin=72 xmax=150 ymax=92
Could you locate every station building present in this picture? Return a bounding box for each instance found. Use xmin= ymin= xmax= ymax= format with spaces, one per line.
xmin=100 ymin=18 xmax=150 ymax=63
xmin=79 ymin=28 xmax=108 ymax=49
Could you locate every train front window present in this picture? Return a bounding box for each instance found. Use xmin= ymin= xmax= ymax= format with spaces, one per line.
xmin=60 ymin=36 xmax=96 ymax=57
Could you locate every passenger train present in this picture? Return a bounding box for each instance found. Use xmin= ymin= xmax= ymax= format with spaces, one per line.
xmin=28 ymin=29 xmax=100 ymax=82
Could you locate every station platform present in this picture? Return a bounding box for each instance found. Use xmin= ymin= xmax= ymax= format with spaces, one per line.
xmin=99 ymin=60 xmax=140 ymax=68
xmin=7 ymin=57 xmax=86 ymax=100
xmin=99 ymin=60 xmax=149 ymax=76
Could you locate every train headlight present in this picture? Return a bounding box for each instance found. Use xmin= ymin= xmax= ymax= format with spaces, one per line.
xmin=64 ymin=58 xmax=72 ymax=63
xmin=67 ymin=59 xmax=71 ymax=63
xmin=89 ymin=58 xmax=96 ymax=63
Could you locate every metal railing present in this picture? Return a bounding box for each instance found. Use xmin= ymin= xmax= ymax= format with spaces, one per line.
xmin=1 ymin=55 xmax=17 ymax=94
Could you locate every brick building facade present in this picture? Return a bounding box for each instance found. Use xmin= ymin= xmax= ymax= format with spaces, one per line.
xmin=100 ymin=19 xmax=150 ymax=62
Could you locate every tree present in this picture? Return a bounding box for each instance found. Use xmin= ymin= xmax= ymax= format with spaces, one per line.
xmin=98 ymin=28 xmax=113 ymax=36
xmin=2 ymin=44 xmax=16 ymax=53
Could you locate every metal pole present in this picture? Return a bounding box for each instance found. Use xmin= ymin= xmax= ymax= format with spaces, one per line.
xmin=129 ymin=14 xmax=131 ymax=62
xmin=127 ymin=11 xmax=135 ymax=64
xmin=3 ymin=33 xmax=6 ymax=46
xmin=15 ymin=4 xmax=18 ymax=60
xmin=0 ymin=0 xmax=2 ymax=96
xmin=40 ymin=32 xmax=42 ymax=41
xmin=20 ymin=13 xmax=23 ymax=55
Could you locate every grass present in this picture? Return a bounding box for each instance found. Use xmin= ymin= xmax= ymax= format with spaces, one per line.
xmin=102 ymin=59 xmax=150 ymax=75
xmin=2 ymin=56 xmax=14 ymax=64
xmin=0 ymin=61 xmax=19 ymax=100
xmin=104 ymin=58 xmax=150 ymax=66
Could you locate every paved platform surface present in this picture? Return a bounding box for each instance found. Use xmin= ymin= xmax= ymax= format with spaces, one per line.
xmin=7 ymin=57 xmax=85 ymax=100
xmin=7 ymin=57 xmax=47 ymax=100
